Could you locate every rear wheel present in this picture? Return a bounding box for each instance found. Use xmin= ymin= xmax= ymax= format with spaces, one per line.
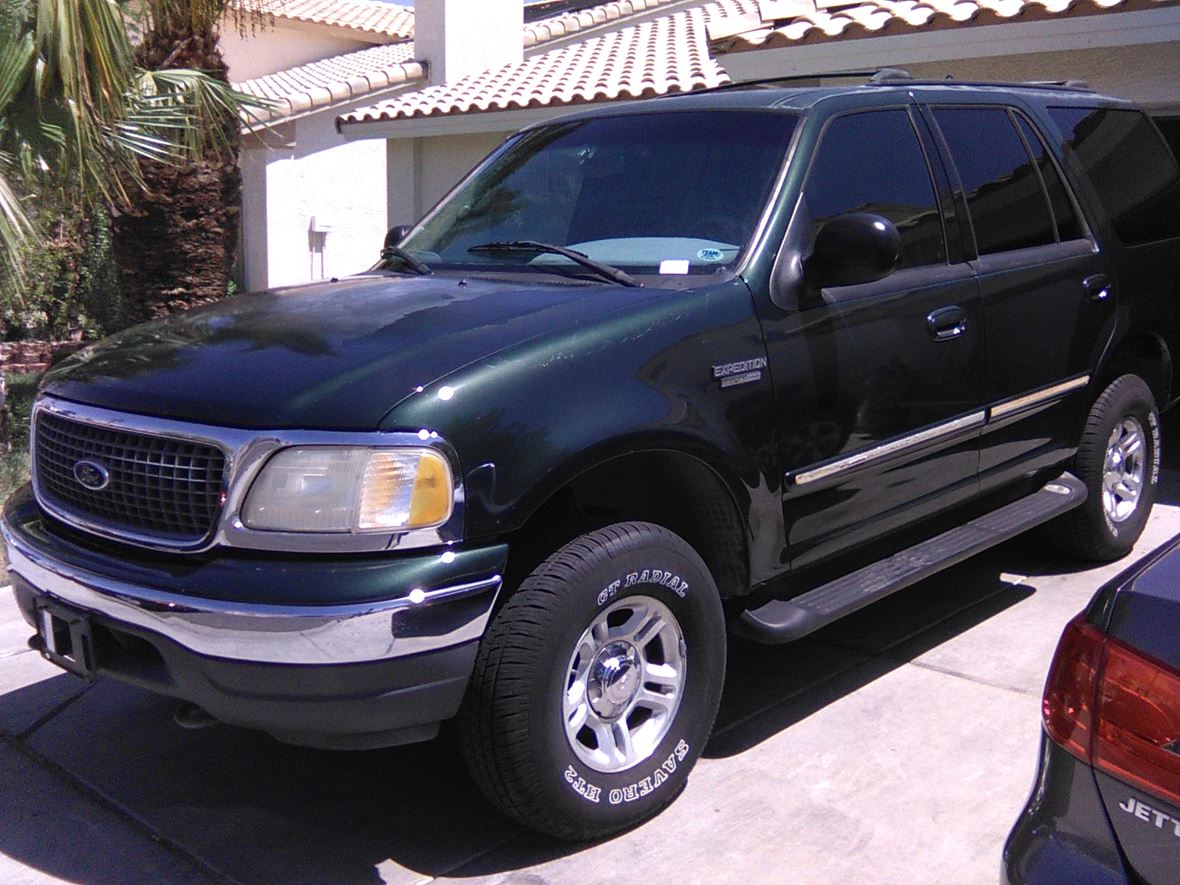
xmin=459 ymin=521 xmax=726 ymax=840
xmin=1048 ymin=374 xmax=1160 ymax=561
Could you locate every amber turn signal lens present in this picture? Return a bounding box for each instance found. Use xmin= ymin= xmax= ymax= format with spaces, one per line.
xmin=358 ymin=449 xmax=453 ymax=530
xmin=409 ymin=452 xmax=451 ymax=528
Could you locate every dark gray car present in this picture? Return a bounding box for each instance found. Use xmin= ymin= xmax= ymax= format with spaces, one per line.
xmin=1004 ymin=533 xmax=1180 ymax=884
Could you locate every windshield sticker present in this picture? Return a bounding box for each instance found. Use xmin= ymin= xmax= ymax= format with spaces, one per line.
xmin=659 ymin=259 xmax=690 ymax=275
xmin=697 ymin=248 xmax=725 ymax=262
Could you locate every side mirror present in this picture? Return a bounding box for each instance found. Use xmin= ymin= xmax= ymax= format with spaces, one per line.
xmin=805 ymin=213 xmax=901 ymax=288
xmin=384 ymin=224 xmax=413 ymax=252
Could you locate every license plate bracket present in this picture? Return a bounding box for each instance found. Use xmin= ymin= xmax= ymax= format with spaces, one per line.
xmin=35 ymin=600 xmax=97 ymax=681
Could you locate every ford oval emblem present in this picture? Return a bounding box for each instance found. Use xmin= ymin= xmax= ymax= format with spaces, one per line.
xmin=73 ymin=459 xmax=110 ymax=491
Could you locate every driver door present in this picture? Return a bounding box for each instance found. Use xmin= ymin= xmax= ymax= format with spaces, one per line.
xmin=765 ymin=106 xmax=985 ymax=570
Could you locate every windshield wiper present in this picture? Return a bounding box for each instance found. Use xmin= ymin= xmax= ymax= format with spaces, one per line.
xmin=468 ymin=240 xmax=641 ymax=287
xmin=380 ymin=245 xmax=433 ymax=276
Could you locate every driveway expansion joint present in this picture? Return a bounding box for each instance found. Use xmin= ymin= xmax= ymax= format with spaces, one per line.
xmin=0 ymin=732 xmax=243 ymax=885
xmin=900 ymin=659 xmax=1041 ymax=698
xmin=424 ymin=830 xmax=525 ymax=881
xmin=16 ymin=682 xmax=92 ymax=740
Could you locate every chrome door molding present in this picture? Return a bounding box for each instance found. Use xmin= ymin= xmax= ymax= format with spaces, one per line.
xmin=786 ymin=373 xmax=1091 ymax=487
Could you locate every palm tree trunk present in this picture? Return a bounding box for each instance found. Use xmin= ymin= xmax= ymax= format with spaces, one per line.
xmin=113 ymin=25 xmax=241 ymax=325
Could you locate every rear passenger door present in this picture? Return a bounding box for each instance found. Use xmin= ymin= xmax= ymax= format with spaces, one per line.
xmin=927 ymin=104 xmax=1114 ymax=493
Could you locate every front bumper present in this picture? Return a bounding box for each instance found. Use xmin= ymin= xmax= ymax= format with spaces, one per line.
xmin=3 ymin=486 xmax=508 ymax=748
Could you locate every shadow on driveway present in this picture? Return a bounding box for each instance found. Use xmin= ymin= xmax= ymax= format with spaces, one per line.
xmin=0 ymin=552 xmax=1046 ymax=883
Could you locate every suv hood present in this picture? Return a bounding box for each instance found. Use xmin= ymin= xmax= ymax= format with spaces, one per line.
xmin=43 ymin=273 xmax=648 ymax=429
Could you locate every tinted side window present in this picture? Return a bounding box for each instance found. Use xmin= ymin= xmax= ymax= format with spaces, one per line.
xmin=934 ymin=107 xmax=1055 ymax=255
xmin=1014 ymin=115 xmax=1083 ymax=241
xmin=1049 ymin=107 xmax=1180 ymax=245
xmin=804 ymin=109 xmax=945 ymax=268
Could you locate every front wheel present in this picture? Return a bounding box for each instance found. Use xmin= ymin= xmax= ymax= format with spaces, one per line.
xmin=459 ymin=522 xmax=726 ymax=840
xmin=1048 ymin=374 xmax=1160 ymax=561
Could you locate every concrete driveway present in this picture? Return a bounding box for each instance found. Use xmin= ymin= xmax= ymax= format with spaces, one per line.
xmin=3 ymin=415 xmax=1180 ymax=885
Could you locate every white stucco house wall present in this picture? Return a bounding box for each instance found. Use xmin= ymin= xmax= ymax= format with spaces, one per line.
xmin=226 ymin=0 xmax=1180 ymax=293
xmin=221 ymin=0 xmax=421 ymax=290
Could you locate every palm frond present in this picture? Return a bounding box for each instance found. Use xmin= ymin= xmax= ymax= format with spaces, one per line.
xmin=0 ymin=155 xmax=36 ymax=280
xmin=139 ymin=1 xmax=268 ymax=40
xmin=129 ymin=67 xmax=277 ymax=158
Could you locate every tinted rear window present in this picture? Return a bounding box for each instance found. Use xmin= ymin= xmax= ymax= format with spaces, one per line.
xmin=1049 ymin=107 xmax=1180 ymax=245
xmin=934 ymin=107 xmax=1056 ymax=255
xmin=1013 ymin=114 xmax=1083 ymax=242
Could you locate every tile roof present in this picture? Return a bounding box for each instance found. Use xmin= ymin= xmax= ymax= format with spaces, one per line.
xmin=707 ymin=0 xmax=1179 ymax=52
xmin=257 ymin=0 xmax=415 ymax=40
xmin=259 ymin=0 xmax=686 ymax=46
xmin=235 ymin=41 xmax=423 ymax=121
xmin=234 ymin=0 xmax=699 ymax=122
xmin=343 ymin=0 xmax=757 ymax=124
xmin=523 ymin=0 xmax=684 ymax=47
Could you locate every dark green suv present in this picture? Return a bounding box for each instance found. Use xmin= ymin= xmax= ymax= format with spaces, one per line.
xmin=6 ymin=75 xmax=1180 ymax=839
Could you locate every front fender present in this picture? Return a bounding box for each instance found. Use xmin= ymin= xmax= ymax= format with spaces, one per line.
xmin=382 ymin=279 xmax=784 ymax=580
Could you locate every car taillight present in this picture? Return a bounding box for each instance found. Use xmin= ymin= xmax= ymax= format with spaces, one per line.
xmin=1042 ymin=612 xmax=1180 ymax=808
xmin=1043 ymin=614 xmax=1105 ymax=761
xmin=1093 ymin=636 xmax=1180 ymax=808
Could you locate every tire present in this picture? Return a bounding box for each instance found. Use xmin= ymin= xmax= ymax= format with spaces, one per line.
xmin=459 ymin=521 xmax=726 ymax=840
xmin=1047 ymin=374 xmax=1161 ymax=562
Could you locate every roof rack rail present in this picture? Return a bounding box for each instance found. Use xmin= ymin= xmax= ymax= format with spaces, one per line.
xmin=870 ymin=68 xmax=913 ymax=83
xmin=896 ymin=77 xmax=1097 ymax=93
xmin=1024 ymin=79 xmax=1093 ymax=91
xmin=703 ymin=68 xmax=912 ymax=93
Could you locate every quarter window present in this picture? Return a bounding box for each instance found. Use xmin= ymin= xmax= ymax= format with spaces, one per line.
xmin=934 ymin=107 xmax=1056 ymax=255
xmin=1049 ymin=107 xmax=1180 ymax=245
xmin=1013 ymin=114 xmax=1083 ymax=242
xmin=803 ymin=109 xmax=946 ymax=269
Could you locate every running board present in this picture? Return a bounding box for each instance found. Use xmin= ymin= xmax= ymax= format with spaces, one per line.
xmin=739 ymin=472 xmax=1087 ymax=644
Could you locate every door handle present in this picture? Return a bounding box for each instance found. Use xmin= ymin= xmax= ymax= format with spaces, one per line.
xmin=1083 ymin=274 xmax=1112 ymax=302
xmin=927 ymin=306 xmax=968 ymax=341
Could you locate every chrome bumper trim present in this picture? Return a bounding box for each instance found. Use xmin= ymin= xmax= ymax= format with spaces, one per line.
xmin=3 ymin=518 xmax=501 ymax=666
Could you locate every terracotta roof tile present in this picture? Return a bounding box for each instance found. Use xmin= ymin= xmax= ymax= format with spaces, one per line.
xmin=523 ymin=0 xmax=684 ymax=47
xmin=259 ymin=0 xmax=685 ymax=47
xmin=235 ymin=1 xmax=706 ymax=122
xmin=257 ymin=0 xmax=414 ymax=39
xmin=343 ymin=0 xmax=759 ymax=124
xmin=234 ymin=41 xmax=423 ymax=121
xmin=709 ymin=0 xmax=1179 ymax=51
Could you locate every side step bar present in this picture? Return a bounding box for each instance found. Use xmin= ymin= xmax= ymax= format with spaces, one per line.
xmin=739 ymin=472 xmax=1087 ymax=644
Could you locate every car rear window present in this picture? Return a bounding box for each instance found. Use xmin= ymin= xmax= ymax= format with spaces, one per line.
xmin=1049 ymin=107 xmax=1180 ymax=245
xmin=933 ymin=107 xmax=1058 ymax=255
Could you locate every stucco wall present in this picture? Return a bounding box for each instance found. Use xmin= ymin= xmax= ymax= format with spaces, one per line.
xmin=904 ymin=45 xmax=1180 ymax=110
xmin=220 ymin=22 xmax=372 ymax=83
xmin=719 ymin=9 xmax=1180 ymax=111
xmin=241 ymin=106 xmax=391 ymax=291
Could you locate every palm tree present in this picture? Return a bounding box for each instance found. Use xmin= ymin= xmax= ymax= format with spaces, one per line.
xmin=114 ymin=0 xmax=264 ymax=323
xmin=0 ymin=0 xmax=267 ymax=314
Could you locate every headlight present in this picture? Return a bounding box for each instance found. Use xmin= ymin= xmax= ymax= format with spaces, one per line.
xmin=242 ymin=447 xmax=454 ymax=533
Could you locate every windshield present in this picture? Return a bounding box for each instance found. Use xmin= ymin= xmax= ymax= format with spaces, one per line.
xmin=396 ymin=110 xmax=798 ymax=277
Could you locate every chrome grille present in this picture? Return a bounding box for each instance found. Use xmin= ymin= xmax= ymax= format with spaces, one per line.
xmin=34 ymin=411 xmax=226 ymax=544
